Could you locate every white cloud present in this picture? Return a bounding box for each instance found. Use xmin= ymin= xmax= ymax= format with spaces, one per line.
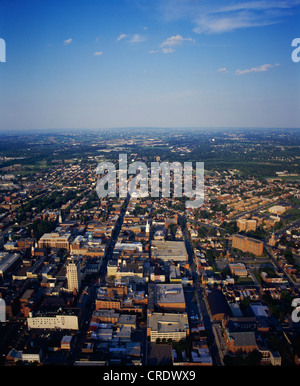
xmin=129 ymin=34 xmax=145 ymax=43
xmin=220 ymin=1 xmax=299 ymax=13
xmin=156 ymin=0 xmax=300 ymax=34
xmin=118 ymin=33 xmax=145 ymax=43
xmin=162 ymin=47 xmax=176 ymax=54
xmin=117 ymin=33 xmax=127 ymax=42
xmin=94 ymin=51 xmax=104 ymax=56
xmin=235 ymin=63 xmax=280 ymax=75
xmin=161 ymin=34 xmax=195 ymax=47
xmin=193 ymin=14 xmax=273 ymax=34
xmin=63 ymin=38 xmax=72 ymax=45
xmin=218 ymin=67 xmax=229 ymax=73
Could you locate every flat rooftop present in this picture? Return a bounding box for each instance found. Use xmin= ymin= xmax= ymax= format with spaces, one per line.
xmin=147 ymin=312 xmax=189 ymax=333
xmin=155 ymin=283 xmax=185 ymax=306
xmin=151 ymin=240 xmax=187 ymax=261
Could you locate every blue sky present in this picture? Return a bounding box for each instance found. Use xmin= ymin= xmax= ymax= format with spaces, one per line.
xmin=0 ymin=0 xmax=300 ymax=130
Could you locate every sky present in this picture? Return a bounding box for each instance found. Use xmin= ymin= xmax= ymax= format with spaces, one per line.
xmin=0 ymin=0 xmax=300 ymax=130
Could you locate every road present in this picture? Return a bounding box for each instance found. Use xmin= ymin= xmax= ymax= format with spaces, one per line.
xmin=187 ymin=218 xmax=225 ymax=234
xmin=265 ymin=245 xmax=300 ymax=291
xmin=99 ymin=194 xmax=130 ymax=283
xmin=179 ymin=215 xmax=224 ymax=366
xmin=70 ymin=194 xmax=131 ymax=363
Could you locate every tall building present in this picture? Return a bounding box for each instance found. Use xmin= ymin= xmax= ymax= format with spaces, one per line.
xmin=145 ymin=220 xmax=150 ymax=236
xmin=237 ymin=218 xmax=257 ymax=232
xmin=232 ymin=234 xmax=263 ymax=256
xmin=66 ymin=258 xmax=82 ymax=293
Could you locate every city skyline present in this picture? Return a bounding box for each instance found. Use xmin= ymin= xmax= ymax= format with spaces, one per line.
xmin=0 ymin=0 xmax=300 ymax=130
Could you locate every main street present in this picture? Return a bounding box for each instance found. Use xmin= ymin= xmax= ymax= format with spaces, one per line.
xmin=179 ymin=215 xmax=224 ymax=366
xmin=70 ymin=194 xmax=131 ymax=363
xmin=99 ymin=194 xmax=130 ymax=284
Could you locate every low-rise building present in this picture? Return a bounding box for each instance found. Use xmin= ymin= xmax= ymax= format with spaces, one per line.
xmin=38 ymin=232 xmax=72 ymax=250
xmin=155 ymin=283 xmax=186 ymax=312
xmin=21 ymin=347 xmax=43 ymax=363
xmin=0 ymin=252 xmax=22 ymax=279
xmin=147 ymin=311 xmax=189 ymax=342
xmin=151 ymin=240 xmax=188 ymax=262
xmin=27 ymin=310 xmax=79 ymax=330
xmin=229 ymin=263 xmax=248 ymax=277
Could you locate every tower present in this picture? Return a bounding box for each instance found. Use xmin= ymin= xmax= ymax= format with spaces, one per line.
xmin=66 ymin=258 xmax=81 ymax=293
xmin=145 ymin=220 xmax=150 ymax=236
xmin=58 ymin=210 xmax=63 ymax=224
xmin=268 ymin=233 xmax=276 ymax=247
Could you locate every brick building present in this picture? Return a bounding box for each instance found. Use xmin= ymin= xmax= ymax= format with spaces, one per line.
xmin=223 ymin=329 xmax=257 ymax=353
xmin=232 ymin=234 xmax=263 ymax=256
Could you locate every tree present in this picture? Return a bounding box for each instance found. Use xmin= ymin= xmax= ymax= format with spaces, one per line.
xmin=284 ymin=248 xmax=295 ymax=265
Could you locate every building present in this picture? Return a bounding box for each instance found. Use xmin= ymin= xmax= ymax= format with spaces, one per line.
xmin=224 ymin=330 xmax=257 ymax=353
xmin=237 ymin=219 xmax=257 ymax=232
xmin=154 ymin=283 xmax=186 ymax=312
xmin=270 ymin=351 xmax=281 ymax=366
xmin=114 ymin=242 xmax=143 ymax=253
xmin=147 ymin=343 xmax=173 ymax=365
xmin=169 ymin=265 xmax=182 ymax=283
xmin=206 ymin=287 xmax=231 ymax=322
xmin=95 ymin=298 xmax=122 ymax=311
xmin=218 ymin=194 xmax=231 ymax=201
xmin=61 ymin=335 xmax=73 ymax=350
xmin=118 ymin=314 xmax=137 ymax=329
xmin=147 ymin=311 xmax=189 ymax=342
xmin=232 ymin=234 xmax=264 ymax=256
xmin=115 ymin=259 xmax=145 ymax=284
xmin=38 ymin=232 xmax=72 ymax=250
xmin=150 ymin=264 xmax=166 ymax=283
xmin=27 ymin=311 xmax=79 ymax=330
xmin=92 ymin=309 xmax=119 ymax=324
xmin=237 ymin=219 xmax=247 ymax=231
xmin=70 ymin=235 xmax=105 ymax=257
xmin=229 ymin=263 xmax=248 ymax=277
xmin=19 ymin=289 xmax=35 ymax=317
xmin=21 ymin=347 xmax=43 ymax=363
xmin=268 ymin=205 xmax=287 ymax=215
xmin=66 ymin=258 xmax=82 ymax=293
xmin=0 ymin=252 xmax=22 ymax=279
xmin=151 ymin=240 xmax=188 ymax=262
xmin=260 ymin=271 xmax=284 ymax=284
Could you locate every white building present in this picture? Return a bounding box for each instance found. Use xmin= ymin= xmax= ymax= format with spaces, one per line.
xmin=21 ymin=347 xmax=43 ymax=363
xmin=27 ymin=312 xmax=79 ymax=330
xmin=147 ymin=311 xmax=189 ymax=342
xmin=66 ymin=258 xmax=82 ymax=293
xmin=38 ymin=232 xmax=72 ymax=250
